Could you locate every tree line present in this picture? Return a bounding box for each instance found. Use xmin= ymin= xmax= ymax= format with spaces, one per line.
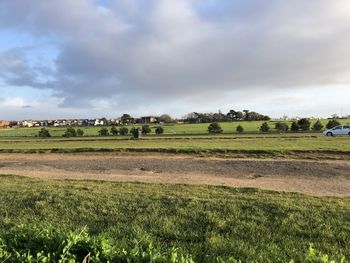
xmin=207 ymin=119 xmax=342 ymax=134
xmin=37 ymin=125 xmax=164 ymax=138
xmin=184 ymin=110 xmax=270 ymax=123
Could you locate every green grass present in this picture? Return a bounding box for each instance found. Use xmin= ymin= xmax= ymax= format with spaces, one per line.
xmin=0 ymin=136 xmax=348 ymax=155
xmin=0 ymin=175 xmax=349 ymax=262
xmin=0 ymin=119 xmax=349 ymax=137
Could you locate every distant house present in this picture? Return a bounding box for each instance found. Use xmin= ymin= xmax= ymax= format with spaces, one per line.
xmin=140 ymin=116 xmax=158 ymax=124
xmin=94 ymin=119 xmax=104 ymax=126
xmin=109 ymin=118 xmax=120 ymax=125
xmin=0 ymin=121 xmax=10 ymax=128
xmin=22 ymin=120 xmax=34 ymax=127
xmin=87 ymin=119 xmax=96 ymax=126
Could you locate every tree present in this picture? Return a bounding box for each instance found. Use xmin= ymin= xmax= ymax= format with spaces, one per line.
xmin=275 ymin=122 xmax=289 ymax=132
xmin=236 ymin=125 xmax=244 ymax=133
xmin=227 ymin=110 xmax=236 ymax=121
xmin=119 ymin=127 xmax=129 ymax=136
xmin=326 ymin=119 xmax=341 ymax=129
xmin=63 ymin=127 xmax=77 ymax=137
xmin=130 ymin=127 xmax=140 ymax=139
xmin=76 ymin=129 xmax=84 ymax=137
xmin=235 ymin=111 xmax=244 ymax=120
xmin=155 ymin=126 xmax=164 ymax=135
xmin=38 ymin=128 xmax=51 ymax=138
xmin=158 ymin=114 xmax=173 ymax=123
xmin=98 ymin=127 xmax=109 ymax=136
xmin=208 ymin=122 xmax=223 ymax=134
xmin=312 ymin=120 xmax=324 ymax=132
xmin=110 ymin=126 xmax=119 ymax=136
xmin=121 ymin=114 xmax=134 ymax=125
xmin=142 ymin=125 xmax=151 ymax=135
xmin=260 ymin=122 xmax=270 ymax=132
xmin=297 ymin=118 xmax=311 ymax=131
xmin=291 ymin=121 xmax=300 ymax=132
xmin=243 ymin=110 xmax=250 ymax=121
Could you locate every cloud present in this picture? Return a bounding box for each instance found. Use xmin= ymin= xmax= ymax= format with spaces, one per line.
xmin=0 ymin=0 xmax=350 ymax=117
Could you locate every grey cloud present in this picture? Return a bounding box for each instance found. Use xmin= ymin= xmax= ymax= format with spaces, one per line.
xmin=0 ymin=0 xmax=350 ymax=111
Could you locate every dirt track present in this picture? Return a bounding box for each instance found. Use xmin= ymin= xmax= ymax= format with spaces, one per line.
xmin=0 ymin=153 xmax=350 ymax=197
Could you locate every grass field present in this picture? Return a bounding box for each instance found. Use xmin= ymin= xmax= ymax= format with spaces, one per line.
xmin=0 ymin=119 xmax=349 ymax=137
xmin=0 ymin=136 xmax=348 ymax=155
xmin=0 ymin=175 xmax=349 ymax=262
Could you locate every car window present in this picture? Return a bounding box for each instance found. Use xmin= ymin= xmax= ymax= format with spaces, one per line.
xmin=333 ymin=126 xmax=342 ymax=130
xmin=344 ymin=126 xmax=350 ymax=129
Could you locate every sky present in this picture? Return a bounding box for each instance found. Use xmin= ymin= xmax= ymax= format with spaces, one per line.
xmin=0 ymin=0 xmax=350 ymax=120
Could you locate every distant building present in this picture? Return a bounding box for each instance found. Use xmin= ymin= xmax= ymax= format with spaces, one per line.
xmin=94 ymin=119 xmax=105 ymax=126
xmin=0 ymin=121 xmax=10 ymax=128
xmin=140 ymin=116 xmax=158 ymax=124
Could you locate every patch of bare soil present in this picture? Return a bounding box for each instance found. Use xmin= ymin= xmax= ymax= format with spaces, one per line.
xmin=0 ymin=153 xmax=349 ymax=197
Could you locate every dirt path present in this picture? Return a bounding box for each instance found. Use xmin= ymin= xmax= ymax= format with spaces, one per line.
xmin=0 ymin=153 xmax=350 ymax=197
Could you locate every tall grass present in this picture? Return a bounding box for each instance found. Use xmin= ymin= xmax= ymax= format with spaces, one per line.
xmin=0 ymin=175 xmax=349 ymax=262
xmin=0 ymin=225 xmax=346 ymax=263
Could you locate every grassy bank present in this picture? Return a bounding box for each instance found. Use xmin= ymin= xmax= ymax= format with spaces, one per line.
xmin=0 ymin=175 xmax=349 ymax=262
xmin=0 ymin=136 xmax=348 ymax=155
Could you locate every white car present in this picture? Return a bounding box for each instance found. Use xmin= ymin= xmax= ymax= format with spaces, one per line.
xmin=323 ymin=125 xmax=350 ymax=136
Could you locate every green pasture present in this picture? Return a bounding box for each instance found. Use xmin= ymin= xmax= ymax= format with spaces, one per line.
xmin=0 ymin=175 xmax=349 ymax=262
xmin=0 ymin=136 xmax=348 ymax=154
xmin=0 ymin=119 xmax=349 ymax=137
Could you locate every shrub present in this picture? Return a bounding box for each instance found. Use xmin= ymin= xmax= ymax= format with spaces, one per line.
xmin=297 ymin=118 xmax=311 ymax=131
xmin=275 ymin=122 xmax=289 ymax=132
xmin=119 ymin=127 xmax=129 ymax=136
xmin=155 ymin=126 xmax=164 ymax=135
xmin=98 ymin=127 xmax=109 ymax=136
xmin=142 ymin=125 xmax=152 ymax=135
xmin=130 ymin=127 xmax=141 ymax=139
xmin=260 ymin=122 xmax=270 ymax=133
xmin=236 ymin=125 xmax=244 ymax=133
xmin=208 ymin=122 xmax=223 ymax=134
xmin=326 ymin=119 xmax=341 ymax=129
xmin=76 ymin=129 xmax=84 ymax=137
xmin=110 ymin=126 xmax=119 ymax=136
xmin=312 ymin=120 xmax=324 ymax=131
xmin=291 ymin=121 xmax=300 ymax=132
xmin=38 ymin=128 xmax=51 ymax=138
xmin=130 ymin=127 xmax=138 ymax=135
xmin=63 ymin=127 xmax=77 ymax=137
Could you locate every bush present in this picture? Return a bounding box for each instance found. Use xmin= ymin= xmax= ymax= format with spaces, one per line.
xmin=76 ymin=129 xmax=84 ymax=137
xmin=260 ymin=122 xmax=270 ymax=133
xmin=98 ymin=127 xmax=109 ymax=136
xmin=142 ymin=125 xmax=152 ymax=135
xmin=275 ymin=122 xmax=289 ymax=132
xmin=236 ymin=125 xmax=244 ymax=133
xmin=119 ymin=127 xmax=129 ymax=136
xmin=38 ymin=128 xmax=51 ymax=138
xmin=130 ymin=127 xmax=138 ymax=135
xmin=326 ymin=119 xmax=341 ymax=129
xmin=297 ymin=118 xmax=311 ymax=131
xmin=312 ymin=120 xmax=324 ymax=131
xmin=155 ymin=126 xmax=164 ymax=135
xmin=110 ymin=126 xmax=119 ymax=136
xmin=291 ymin=121 xmax=300 ymax=132
xmin=208 ymin=122 xmax=223 ymax=134
xmin=63 ymin=127 xmax=77 ymax=137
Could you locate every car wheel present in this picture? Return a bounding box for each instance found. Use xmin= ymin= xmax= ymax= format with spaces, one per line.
xmin=348 ymin=132 xmax=350 ymax=136
xmin=326 ymin=132 xmax=333 ymax=137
